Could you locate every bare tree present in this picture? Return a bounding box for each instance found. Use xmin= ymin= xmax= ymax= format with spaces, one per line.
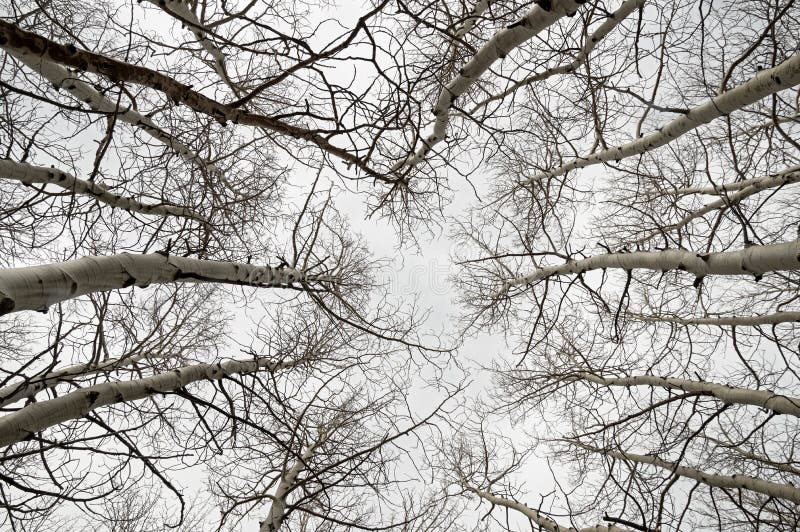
xmin=3 ymin=0 xmax=800 ymax=529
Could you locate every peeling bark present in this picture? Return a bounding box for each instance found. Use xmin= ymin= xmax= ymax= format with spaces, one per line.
xmin=524 ymin=53 xmax=800 ymax=184
xmin=571 ymin=441 xmax=800 ymax=504
xmin=0 ymin=356 xmax=294 ymax=448
xmin=0 ymin=159 xmax=205 ymax=220
xmin=503 ymin=239 xmax=800 ymax=292
xmin=0 ymin=253 xmax=324 ymax=316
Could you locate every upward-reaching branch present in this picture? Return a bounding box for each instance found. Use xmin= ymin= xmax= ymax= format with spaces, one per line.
xmin=523 ymin=53 xmax=800 ymax=184
xmin=0 ymin=355 xmax=297 ymax=448
xmin=392 ymin=0 xmax=587 ymax=170
xmin=502 ymin=239 xmax=800 ymax=292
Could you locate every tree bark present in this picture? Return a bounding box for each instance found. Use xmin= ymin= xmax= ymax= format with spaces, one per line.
xmin=634 ymin=166 xmax=800 ymax=244
xmin=0 ymin=160 xmax=205 ymax=220
xmin=523 ymin=53 xmax=800 ymax=184
xmin=0 ymin=352 xmax=163 ymax=408
xmin=629 ymin=311 xmax=800 ymax=327
xmin=574 ymin=372 xmax=800 ymax=417
xmin=0 ymin=20 xmax=388 ymax=183
xmin=571 ymin=440 xmax=800 ymax=504
xmin=0 ymin=253 xmax=321 ymax=316
xmin=144 ymin=0 xmax=242 ymax=96
xmin=463 ymin=483 xmax=634 ymax=532
xmin=670 ymin=165 xmax=800 ymax=196
xmin=392 ymin=0 xmax=585 ymax=170
xmin=0 ymin=356 xmax=294 ymax=448
xmin=1 ymin=48 xmax=219 ymax=177
xmin=470 ymin=0 xmax=645 ymax=114
xmin=503 ymin=239 xmax=800 ymax=291
xmin=260 ymin=436 xmax=325 ymax=532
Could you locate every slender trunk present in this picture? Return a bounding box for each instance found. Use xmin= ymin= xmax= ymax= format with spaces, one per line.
xmin=503 ymin=239 xmax=800 ymax=291
xmin=574 ymin=372 xmax=800 ymax=417
xmin=470 ymin=0 xmax=644 ymax=114
xmin=2 ymin=48 xmax=219 ymax=178
xmin=629 ymin=311 xmax=800 ymax=327
xmin=463 ymin=483 xmax=633 ymax=532
xmin=0 ymin=352 xmax=164 ymax=408
xmin=145 ymin=0 xmax=243 ymax=97
xmin=260 ymin=438 xmax=324 ymax=532
xmin=0 ymin=160 xmax=205 ymax=220
xmin=702 ymin=435 xmax=800 ymax=477
xmin=524 ymin=54 xmax=800 ymax=184
xmin=0 ymin=253 xmax=321 ymax=316
xmin=0 ymin=356 xmax=294 ymax=448
xmin=571 ymin=441 xmax=800 ymax=504
xmin=634 ymin=166 xmax=800 ymax=244
xmin=392 ymin=0 xmax=585 ymax=170
xmin=671 ymin=165 xmax=800 ymax=196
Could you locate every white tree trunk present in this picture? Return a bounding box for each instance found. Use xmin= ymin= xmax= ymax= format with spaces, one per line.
xmin=634 ymin=165 xmax=800 ymax=244
xmin=470 ymin=0 xmax=644 ymax=114
xmin=572 ymin=441 xmax=800 ymax=504
xmin=702 ymin=435 xmax=800 ymax=477
xmin=145 ymin=0 xmax=242 ymax=96
xmin=671 ymin=165 xmax=800 ymax=196
xmin=629 ymin=310 xmax=800 ymax=327
xmin=0 ymin=253 xmax=321 ymax=315
xmin=574 ymin=372 xmax=800 ymax=417
xmin=0 ymin=356 xmax=294 ymax=448
xmin=463 ymin=483 xmax=633 ymax=532
xmin=524 ymin=53 xmax=800 ymax=184
xmin=0 ymin=21 xmax=383 ymax=181
xmin=1 ymin=48 xmax=220 ymax=178
xmin=503 ymin=239 xmax=800 ymax=291
xmin=393 ymin=0 xmax=585 ymax=170
xmin=0 ymin=160 xmax=205 ymax=220
xmin=0 ymin=352 xmax=165 ymax=408
xmin=260 ymin=437 xmax=325 ymax=532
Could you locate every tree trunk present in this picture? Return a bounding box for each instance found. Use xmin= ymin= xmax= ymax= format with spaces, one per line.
xmin=572 ymin=441 xmax=800 ymax=504
xmin=0 ymin=356 xmax=294 ymax=448
xmin=0 ymin=253 xmax=320 ymax=316
xmin=463 ymin=483 xmax=634 ymax=532
xmin=575 ymin=372 xmax=800 ymax=417
xmin=524 ymin=53 xmax=800 ymax=184
xmin=0 ymin=352 xmax=163 ymax=408
xmin=0 ymin=160 xmax=205 ymax=220
xmin=504 ymin=239 xmax=800 ymax=291
xmin=393 ymin=0 xmax=585 ymax=169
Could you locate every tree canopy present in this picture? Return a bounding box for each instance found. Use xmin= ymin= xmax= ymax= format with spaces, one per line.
xmin=1 ymin=0 xmax=799 ymax=530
